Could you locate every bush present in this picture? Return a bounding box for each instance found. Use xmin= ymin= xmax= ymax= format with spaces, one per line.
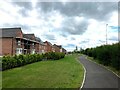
xmin=2 ymin=56 xmax=17 ymax=70
xmin=43 ymin=52 xmax=65 ymax=60
xmin=81 ymin=42 xmax=120 ymax=70
xmin=2 ymin=52 xmax=65 ymax=71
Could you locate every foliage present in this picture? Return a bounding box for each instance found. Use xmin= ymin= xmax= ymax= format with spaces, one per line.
xmin=2 ymin=52 xmax=65 ymax=71
xmin=81 ymin=42 xmax=120 ymax=70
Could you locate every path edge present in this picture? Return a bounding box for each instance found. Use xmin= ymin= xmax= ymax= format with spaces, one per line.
xmin=84 ymin=55 xmax=120 ymax=78
xmin=77 ymin=57 xmax=86 ymax=90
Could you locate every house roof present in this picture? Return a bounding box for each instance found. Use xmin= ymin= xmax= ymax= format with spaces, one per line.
xmin=23 ymin=34 xmax=35 ymax=40
xmin=1 ymin=27 xmax=22 ymax=38
xmin=35 ymin=37 xmax=41 ymax=42
xmin=35 ymin=37 xmax=45 ymax=45
xmin=53 ymin=44 xmax=62 ymax=48
xmin=44 ymin=41 xmax=52 ymax=46
xmin=62 ymin=48 xmax=67 ymax=51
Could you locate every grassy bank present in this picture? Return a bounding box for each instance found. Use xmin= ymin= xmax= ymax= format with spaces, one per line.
xmin=2 ymin=55 xmax=84 ymax=88
xmin=0 ymin=71 xmax=1 ymax=89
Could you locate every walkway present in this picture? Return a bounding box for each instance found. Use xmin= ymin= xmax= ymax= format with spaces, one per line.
xmin=79 ymin=55 xmax=120 ymax=90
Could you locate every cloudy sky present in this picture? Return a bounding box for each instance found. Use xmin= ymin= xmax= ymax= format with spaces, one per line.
xmin=0 ymin=0 xmax=119 ymax=51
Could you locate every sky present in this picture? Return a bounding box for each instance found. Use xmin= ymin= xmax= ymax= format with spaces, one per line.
xmin=0 ymin=0 xmax=119 ymax=51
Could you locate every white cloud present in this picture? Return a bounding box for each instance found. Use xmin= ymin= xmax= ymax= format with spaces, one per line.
xmin=108 ymin=11 xmax=118 ymax=26
xmin=0 ymin=1 xmax=20 ymax=25
xmin=0 ymin=1 xmax=118 ymax=51
xmin=49 ymin=11 xmax=64 ymax=28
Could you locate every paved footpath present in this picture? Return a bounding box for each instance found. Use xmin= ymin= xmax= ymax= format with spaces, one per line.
xmin=79 ymin=55 xmax=120 ymax=90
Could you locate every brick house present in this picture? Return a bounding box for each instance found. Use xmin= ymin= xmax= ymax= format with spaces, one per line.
xmin=53 ymin=44 xmax=67 ymax=54
xmin=44 ymin=41 xmax=52 ymax=52
xmin=62 ymin=48 xmax=67 ymax=54
xmin=39 ymin=43 xmax=46 ymax=53
xmin=36 ymin=37 xmax=46 ymax=54
xmin=0 ymin=28 xmax=39 ymax=56
xmin=0 ymin=27 xmax=67 ymax=56
xmin=52 ymin=45 xmax=55 ymax=52
xmin=53 ymin=44 xmax=61 ymax=52
xmin=23 ymin=34 xmax=39 ymax=54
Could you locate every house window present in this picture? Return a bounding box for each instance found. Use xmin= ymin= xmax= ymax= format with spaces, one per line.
xmin=16 ymin=48 xmax=22 ymax=55
xmin=31 ymin=49 xmax=35 ymax=54
xmin=32 ymin=43 xmax=35 ymax=48
xmin=60 ymin=49 xmax=62 ymax=52
xmin=42 ymin=50 xmax=44 ymax=53
xmin=17 ymin=40 xmax=21 ymax=46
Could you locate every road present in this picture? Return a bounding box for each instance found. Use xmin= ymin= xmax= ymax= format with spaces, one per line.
xmin=79 ymin=55 xmax=120 ymax=90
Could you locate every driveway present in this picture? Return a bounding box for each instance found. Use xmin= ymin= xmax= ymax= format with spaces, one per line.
xmin=79 ymin=55 xmax=120 ymax=90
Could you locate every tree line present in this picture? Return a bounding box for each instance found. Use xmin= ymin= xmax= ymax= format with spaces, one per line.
xmin=80 ymin=42 xmax=120 ymax=70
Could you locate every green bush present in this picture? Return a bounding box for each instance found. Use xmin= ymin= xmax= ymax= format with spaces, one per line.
xmin=43 ymin=52 xmax=65 ymax=60
xmin=81 ymin=42 xmax=120 ymax=70
xmin=2 ymin=56 xmax=17 ymax=70
xmin=2 ymin=52 xmax=65 ymax=71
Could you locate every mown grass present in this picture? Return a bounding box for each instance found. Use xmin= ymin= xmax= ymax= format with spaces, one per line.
xmin=0 ymin=74 xmax=1 ymax=89
xmin=86 ymin=55 xmax=120 ymax=77
xmin=2 ymin=55 xmax=84 ymax=88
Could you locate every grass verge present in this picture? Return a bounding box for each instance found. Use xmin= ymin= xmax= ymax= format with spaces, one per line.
xmin=2 ymin=55 xmax=84 ymax=88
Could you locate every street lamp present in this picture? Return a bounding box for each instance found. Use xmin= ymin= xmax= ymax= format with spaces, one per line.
xmin=106 ymin=24 xmax=108 ymax=45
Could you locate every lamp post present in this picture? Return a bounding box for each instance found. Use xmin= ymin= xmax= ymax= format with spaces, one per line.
xmin=106 ymin=24 xmax=108 ymax=45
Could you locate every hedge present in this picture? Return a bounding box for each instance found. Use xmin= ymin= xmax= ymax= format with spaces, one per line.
xmin=44 ymin=52 xmax=65 ymax=60
xmin=81 ymin=42 xmax=120 ymax=70
xmin=2 ymin=52 xmax=65 ymax=71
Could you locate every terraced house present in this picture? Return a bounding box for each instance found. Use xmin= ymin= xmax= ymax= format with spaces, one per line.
xmin=44 ymin=41 xmax=53 ymax=52
xmin=53 ymin=44 xmax=67 ymax=54
xmin=0 ymin=28 xmax=43 ymax=56
xmin=53 ymin=44 xmax=62 ymax=53
xmin=36 ymin=37 xmax=46 ymax=54
xmin=0 ymin=27 xmax=67 ymax=56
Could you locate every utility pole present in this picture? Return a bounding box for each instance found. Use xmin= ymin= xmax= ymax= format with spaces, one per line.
xmin=106 ymin=24 xmax=108 ymax=45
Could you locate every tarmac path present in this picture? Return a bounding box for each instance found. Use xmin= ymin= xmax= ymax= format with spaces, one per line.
xmin=79 ymin=55 xmax=120 ymax=90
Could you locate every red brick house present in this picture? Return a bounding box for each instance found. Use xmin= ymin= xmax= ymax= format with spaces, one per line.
xmin=0 ymin=27 xmax=67 ymax=56
xmin=53 ymin=44 xmax=67 ymax=54
xmin=0 ymin=28 xmax=39 ymax=56
xmin=36 ymin=37 xmax=46 ymax=54
xmin=44 ymin=41 xmax=52 ymax=52
xmin=62 ymin=48 xmax=67 ymax=54
xmin=53 ymin=44 xmax=61 ymax=52
xmin=23 ymin=34 xmax=40 ymax=54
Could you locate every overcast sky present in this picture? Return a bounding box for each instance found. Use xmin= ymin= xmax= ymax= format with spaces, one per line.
xmin=0 ymin=0 xmax=119 ymax=51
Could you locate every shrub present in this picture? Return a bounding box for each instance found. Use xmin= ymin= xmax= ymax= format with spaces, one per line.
xmin=2 ymin=52 xmax=65 ymax=71
xmin=81 ymin=42 xmax=120 ymax=70
xmin=2 ymin=56 xmax=17 ymax=70
xmin=43 ymin=52 xmax=65 ymax=60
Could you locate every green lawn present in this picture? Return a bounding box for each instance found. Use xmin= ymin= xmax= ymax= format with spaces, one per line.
xmin=0 ymin=71 xmax=2 ymax=89
xmin=2 ymin=55 xmax=84 ymax=88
